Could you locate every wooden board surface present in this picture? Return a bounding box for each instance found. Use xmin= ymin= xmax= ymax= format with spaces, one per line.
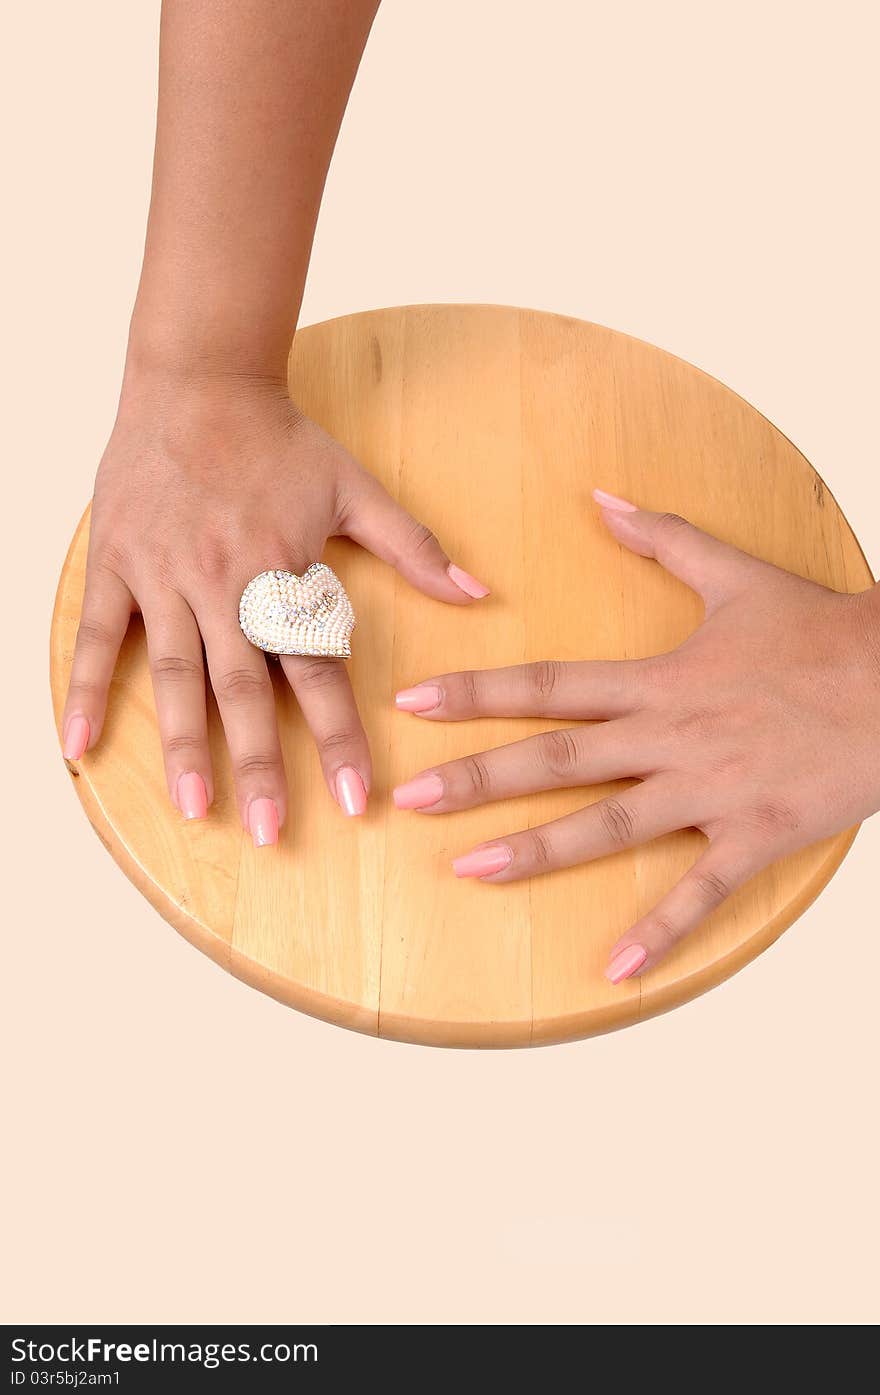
xmin=50 ymin=305 xmax=872 ymax=1046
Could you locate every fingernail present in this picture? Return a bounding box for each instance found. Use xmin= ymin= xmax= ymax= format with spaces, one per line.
xmin=336 ymin=766 xmax=367 ymax=817
xmin=605 ymin=943 xmax=648 ymax=984
xmin=176 ymin=771 xmax=208 ymax=821
xmin=248 ymin=797 xmax=279 ymax=848
xmin=395 ymin=684 xmax=442 ymax=713
xmin=452 ymin=845 xmax=513 ymax=879
xmin=447 ymin=563 xmax=491 ymax=599
xmin=63 ymin=715 xmax=90 ymax=760
xmin=593 ymin=487 xmax=638 ymax=513
xmin=393 ymin=772 xmax=444 ymax=810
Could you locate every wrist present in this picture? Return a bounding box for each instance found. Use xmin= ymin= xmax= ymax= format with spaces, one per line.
xmin=123 ymin=332 xmax=289 ymax=393
xmin=119 ymin=335 xmax=290 ymax=413
xmin=114 ymin=347 xmax=301 ymax=449
xmin=124 ymin=287 xmax=294 ymax=394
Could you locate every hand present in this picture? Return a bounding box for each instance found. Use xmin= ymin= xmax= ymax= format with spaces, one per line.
xmin=392 ymin=489 xmax=880 ymax=983
xmin=61 ymin=371 xmax=489 ymax=843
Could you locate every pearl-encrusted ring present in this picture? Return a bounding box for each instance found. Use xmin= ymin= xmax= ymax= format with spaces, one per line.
xmin=239 ymin=564 xmax=355 ymax=659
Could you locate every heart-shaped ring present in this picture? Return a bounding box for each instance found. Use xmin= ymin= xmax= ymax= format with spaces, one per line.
xmin=239 ymin=564 xmax=356 ymax=658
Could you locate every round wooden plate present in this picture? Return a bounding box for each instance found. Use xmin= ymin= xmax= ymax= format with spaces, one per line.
xmin=51 ymin=306 xmax=872 ymax=1047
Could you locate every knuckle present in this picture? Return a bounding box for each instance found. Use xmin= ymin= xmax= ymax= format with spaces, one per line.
xmin=708 ymin=747 xmax=749 ymax=779
xmin=144 ymin=547 xmax=176 ymax=587
xmin=462 ymin=753 xmax=492 ymax=797
xmin=151 ymin=654 xmax=202 ymax=684
xmin=163 ymin=733 xmax=206 ymax=757
xmin=92 ymin=542 xmax=130 ymax=578
xmin=529 ymin=827 xmax=553 ymax=868
xmin=66 ymin=676 xmax=102 ymax=702
xmin=526 ymin=660 xmax=562 ymax=703
xmin=692 ymin=869 xmax=731 ymax=906
xmin=216 ymin=666 xmax=270 ymax=703
xmin=598 ymin=796 xmax=636 ymax=846
xmin=319 ymin=728 xmax=361 ymax=756
xmin=671 ymin=706 xmax=722 ymax=742
xmin=538 ymin=728 xmax=581 ymax=779
xmin=235 ymin=752 xmax=281 ymax=780
xmin=654 ymin=513 xmax=692 ymax=568
xmin=656 ymin=511 xmax=689 ymax=538
xmin=402 ymin=520 xmax=440 ymax=562
xmin=742 ymin=798 xmax=801 ymax=837
xmin=75 ymin=617 xmax=117 ymax=651
xmin=294 ymin=659 xmax=344 ymax=692
xmin=458 ymin=670 xmax=480 ymax=710
xmin=193 ymin=537 xmax=234 ymax=583
xmin=651 ymin=916 xmax=681 ymax=952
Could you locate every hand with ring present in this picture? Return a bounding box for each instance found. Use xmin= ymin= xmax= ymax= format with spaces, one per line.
xmin=60 ymin=374 xmax=488 ymax=844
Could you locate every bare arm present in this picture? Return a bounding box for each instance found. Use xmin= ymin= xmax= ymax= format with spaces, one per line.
xmin=131 ymin=0 xmax=380 ymax=379
xmin=61 ymin=0 xmax=489 ymax=842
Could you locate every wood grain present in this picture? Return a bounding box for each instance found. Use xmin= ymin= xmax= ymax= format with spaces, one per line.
xmin=50 ymin=306 xmax=873 ymax=1046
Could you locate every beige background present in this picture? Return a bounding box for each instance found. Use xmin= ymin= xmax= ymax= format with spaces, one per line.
xmin=3 ymin=0 xmax=878 ymax=1324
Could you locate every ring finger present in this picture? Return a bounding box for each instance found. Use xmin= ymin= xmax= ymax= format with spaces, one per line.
xmin=450 ymin=776 xmax=692 ymax=881
xmin=281 ymin=655 xmax=371 ymax=816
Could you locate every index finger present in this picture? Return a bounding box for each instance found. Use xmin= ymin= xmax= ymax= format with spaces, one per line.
xmin=394 ymin=658 xmax=657 ymax=722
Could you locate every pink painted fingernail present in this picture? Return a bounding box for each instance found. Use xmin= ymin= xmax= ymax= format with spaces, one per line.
xmin=63 ymin=715 xmax=90 ymax=760
xmin=447 ymin=563 xmax=491 ymax=599
xmin=177 ymin=771 xmax=208 ymax=820
xmin=336 ymin=766 xmax=367 ymax=817
xmin=393 ymin=772 xmax=444 ymax=810
xmin=248 ymin=797 xmax=279 ymax=848
xmin=395 ymin=684 xmax=442 ymax=713
xmin=605 ymin=943 xmax=648 ymax=984
xmin=452 ymin=845 xmax=513 ymax=879
xmin=593 ymin=487 xmax=638 ymax=513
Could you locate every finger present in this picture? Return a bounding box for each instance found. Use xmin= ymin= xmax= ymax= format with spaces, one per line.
xmin=341 ymin=475 xmax=489 ymax=604
xmin=450 ymin=777 xmax=688 ymax=881
xmin=143 ymin=590 xmax=212 ymax=819
xmin=280 ymin=655 xmax=371 ymax=816
xmin=62 ymin=565 xmax=133 ymax=758
xmin=593 ymin=488 xmax=763 ymax=610
xmin=395 ymin=657 xmax=656 ymax=720
xmin=197 ymin=609 xmax=287 ymax=846
xmin=393 ymin=718 xmax=653 ymax=812
xmin=603 ymin=836 xmax=761 ymax=983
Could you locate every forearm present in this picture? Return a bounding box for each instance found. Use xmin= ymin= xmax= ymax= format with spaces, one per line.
xmin=127 ymin=0 xmax=379 ymax=382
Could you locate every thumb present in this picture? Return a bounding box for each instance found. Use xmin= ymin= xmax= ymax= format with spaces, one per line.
xmin=593 ymin=488 xmax=761 ymax=609
xmin=343 ymin=474 xmax=490 ymax=605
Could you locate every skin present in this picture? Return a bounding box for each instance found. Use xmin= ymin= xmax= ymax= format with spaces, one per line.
xmin=393 ymin=494 xmax=880 ymax=981
xmin=61 ymin=0 xmax=486 ymax=838
xmin=62 ymin=2 xmax=880 ymax=980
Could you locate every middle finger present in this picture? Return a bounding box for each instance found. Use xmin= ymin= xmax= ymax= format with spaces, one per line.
xmin=142 ymin=586 xmax=213 ymax=819
xmin=451 ymin=776 xmax=692 ymax=882
xmin=197 ymin=602 xmax=287 ymax=847
xmin=393 ymin=718 xmax=656 ymax=812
